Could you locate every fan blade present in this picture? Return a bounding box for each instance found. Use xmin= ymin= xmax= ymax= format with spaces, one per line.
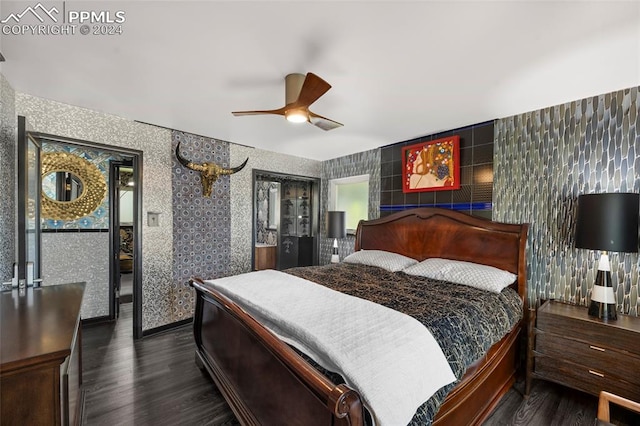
xmin=295 ymin=73 xmax=331 ymax=107
xmin=308 ymin=111 xmax=343 ymax=131
xmin=232 ymin=106 xmax=286 ymax=116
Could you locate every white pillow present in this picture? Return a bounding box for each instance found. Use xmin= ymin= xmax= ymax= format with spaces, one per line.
xmin=343 ymin=250 xmax=418 ymax=272
xmin=402 ymin=258 xmax=517 ymax=293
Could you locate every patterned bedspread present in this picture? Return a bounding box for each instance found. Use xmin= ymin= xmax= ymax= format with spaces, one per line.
xmin=285 ymin=262 xmax=523 ymax=425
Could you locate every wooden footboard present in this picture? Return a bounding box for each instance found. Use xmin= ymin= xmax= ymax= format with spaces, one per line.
xmin=191 ymin=278 xmax=364 ymax=426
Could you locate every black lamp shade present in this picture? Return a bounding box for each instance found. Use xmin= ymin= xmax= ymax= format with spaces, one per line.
xmin=575 ymin=193 xmax=639 ymax=253
xmin=327 ymin=211 xmax=346 ymax=239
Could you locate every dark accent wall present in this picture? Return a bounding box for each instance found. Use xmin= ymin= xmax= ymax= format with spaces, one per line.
xmin=380 ymin=121 xmax=494 ymax=218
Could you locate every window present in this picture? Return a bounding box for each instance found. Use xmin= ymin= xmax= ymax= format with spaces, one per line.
xmin=329 ymin=174 xmax=369 ymax=233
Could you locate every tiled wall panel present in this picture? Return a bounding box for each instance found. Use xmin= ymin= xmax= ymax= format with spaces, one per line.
xmin=320 ymin=149 xmax=381 ymax=264
xmin=0 ymin=74 xmax=15 ymax=282
xmin=380 ymin=121 xmax=494 ymax=219
xmin=494 ymin=87 xmax=640 ymax=316
xmin=171 ymin=130 xmax=231 ymax=321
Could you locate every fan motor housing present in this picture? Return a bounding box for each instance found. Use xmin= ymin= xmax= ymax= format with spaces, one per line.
xmin=285 ymin=73 xmax=306 ymax=104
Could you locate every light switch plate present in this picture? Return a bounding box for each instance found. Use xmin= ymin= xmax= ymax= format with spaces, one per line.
xmin=147 ymin=212 xmax=160 ymax=227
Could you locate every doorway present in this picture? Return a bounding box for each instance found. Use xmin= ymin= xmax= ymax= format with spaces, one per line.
xmin=252 ymin=170 xmax=320 ymax=271
xmin=26 ymin=128 xmax=143 ymax=338
xmin=110 ymin=161 xmax=136 ymax=319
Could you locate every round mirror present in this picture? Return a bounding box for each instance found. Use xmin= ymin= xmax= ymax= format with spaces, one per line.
xmin=41 ymin=152 xmax=107 ymax=220
xmin=42 ymin=171 xmax=85 ymax=202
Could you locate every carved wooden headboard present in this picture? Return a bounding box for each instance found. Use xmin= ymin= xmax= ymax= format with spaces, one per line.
xmin=355 ymin=208 xmax=528 ymax=299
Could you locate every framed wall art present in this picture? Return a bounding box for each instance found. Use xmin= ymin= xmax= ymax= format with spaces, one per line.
xmin=402 ymin=135 xmax=460 ymax=193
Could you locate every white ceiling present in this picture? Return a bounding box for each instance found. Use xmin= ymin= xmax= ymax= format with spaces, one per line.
xmin=2 ymin=1 xmax=639 ymax=161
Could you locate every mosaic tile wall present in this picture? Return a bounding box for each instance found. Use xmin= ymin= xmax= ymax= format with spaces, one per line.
xmin=320 ymin=149 xmax=381 ymax=264
xmin=16 ymin=93 xmax=174 ymax=331
xmin=171 ymin=130 xmax=231 ymax=322
xmin=380 ymin=121 xmax=494 ymax=219
xmin=40 ymin=142 xmax=123 ymax=230
xmin=255 ymin=180 xmax=278 ymax=245
xmin=230 ymin=145 xmax=321 ymax=275
xmin=494 ymin=86 xmax=640 ymax=316
xmin=41 ymin=232 xmax=110 ymax=318
xmin=0 ymin=74 xmax=16 ymax=283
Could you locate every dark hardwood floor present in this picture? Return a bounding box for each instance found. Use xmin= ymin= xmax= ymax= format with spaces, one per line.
xmin=486 ymin=378 xmax=639 ymax=426
xmin=81 ymin=303 xmax=239 ymax=425
xmin=82 ymin=305 xmax=639 ymax=425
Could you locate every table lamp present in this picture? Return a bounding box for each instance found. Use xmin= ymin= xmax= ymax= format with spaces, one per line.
xmin=327 ymin=211 xmax=346 ymax=263
xmin=575 ymin=193 xmax=639 ymax=320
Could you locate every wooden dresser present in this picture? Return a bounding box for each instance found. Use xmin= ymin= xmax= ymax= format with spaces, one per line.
xmin=1 ymin=283 xmax=85 ymax=426
xmin=528 ymin=300 xmax=640 ymax=401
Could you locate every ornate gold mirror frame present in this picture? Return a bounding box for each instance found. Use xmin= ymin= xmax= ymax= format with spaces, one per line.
xmin=41 ymin=152 xmax=107 ymax=220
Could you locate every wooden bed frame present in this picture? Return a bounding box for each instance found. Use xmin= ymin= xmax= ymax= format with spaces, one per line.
xmin=190 ymin=207 xmax=528 ymax=425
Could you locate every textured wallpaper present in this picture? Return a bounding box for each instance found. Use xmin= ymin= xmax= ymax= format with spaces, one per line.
xmin=0 ymin=74 xmax=15 ymax=283
xmin=320 ymin=149 xmax=381 ymax=264
xmin=494 ymin=86 xmax=640 ymax=316
xmin=16 ymin=93 xmax=174 ymax=331
xmin=230 ymin=145 xmax=321 ymax=275
xmin=41 ymin=232 xmax=110 ymax=318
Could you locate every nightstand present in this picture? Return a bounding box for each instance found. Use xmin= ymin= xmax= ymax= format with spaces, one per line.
xmin=526 ymin=300 xmax=640 ymax=401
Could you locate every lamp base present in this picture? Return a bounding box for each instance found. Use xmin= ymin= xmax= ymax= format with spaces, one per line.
xmin=588 ymin=261 xmax=617 ymax=321
xmin=330 ymin=238 xmax=340 ymax=263
xmin=588 ymin=299 xmax=617 ymax=320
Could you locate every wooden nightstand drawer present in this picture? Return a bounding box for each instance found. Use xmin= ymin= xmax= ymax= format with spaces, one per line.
xmin=535 ymin=331 xmax=640 ymax=383
xmin=536 ymin=302 xmax=640 ymax=355
xmin=526 ymin=301 xmax=640 ymax=400
xmin=535 ymin=355 xmax=640 ymax=402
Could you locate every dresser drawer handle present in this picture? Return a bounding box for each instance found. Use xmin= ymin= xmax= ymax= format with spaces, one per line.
xmin=588 ymin=370 xmax=605 ymax=378
xmin=589 ymin=345 xmax=605 ymax=352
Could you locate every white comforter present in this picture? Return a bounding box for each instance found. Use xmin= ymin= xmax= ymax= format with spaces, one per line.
xmin=204 ymin=269 xmax=455 ymax=426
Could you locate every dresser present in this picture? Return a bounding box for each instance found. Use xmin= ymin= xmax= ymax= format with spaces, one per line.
xmin=528 ymin=300 xmax=640 ymax=401
xmin=1 ymin=283 xmax=85 ymax=426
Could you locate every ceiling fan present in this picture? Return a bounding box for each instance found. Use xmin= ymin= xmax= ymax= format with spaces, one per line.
xmin=232 ymin=72 xmax=343 ymax=131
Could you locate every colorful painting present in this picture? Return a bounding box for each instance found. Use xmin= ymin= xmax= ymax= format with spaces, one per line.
xmin=402 ymin=136 xmax=460 ymax=193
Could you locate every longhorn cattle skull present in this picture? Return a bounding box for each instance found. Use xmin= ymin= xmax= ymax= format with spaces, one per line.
xmin=175 ymin=142 xmax=248 ymax=197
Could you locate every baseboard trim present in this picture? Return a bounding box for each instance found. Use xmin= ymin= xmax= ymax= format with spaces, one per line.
xmin=142 ymin=318 xmax=192 ymax=337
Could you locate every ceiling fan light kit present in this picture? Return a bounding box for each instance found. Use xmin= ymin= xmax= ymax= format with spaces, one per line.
xmin=232 ymin=72 xmax=343 ymax=131
xmin=285 ymin=107 xmax=308 ymax=123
